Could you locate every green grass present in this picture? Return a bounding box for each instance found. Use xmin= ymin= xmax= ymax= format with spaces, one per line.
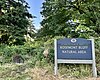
xmin=0 ymin=58 xmax=100 ymax=80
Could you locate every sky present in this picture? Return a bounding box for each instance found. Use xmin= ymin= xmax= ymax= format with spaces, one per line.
xmin=25 ymin=0 xmax=44 ymax=29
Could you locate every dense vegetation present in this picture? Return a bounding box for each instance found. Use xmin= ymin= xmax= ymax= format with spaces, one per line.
xmin=39 ymin=0 xmax=100 ymax=38
xmin=0 ymin=0 xmax=34 ymax=45
xmin=0 ymin=0 xmax=100 ymax=79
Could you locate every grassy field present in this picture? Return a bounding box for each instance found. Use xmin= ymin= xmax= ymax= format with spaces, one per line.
xmin=0 ymin=62 xmax=100 ymax=80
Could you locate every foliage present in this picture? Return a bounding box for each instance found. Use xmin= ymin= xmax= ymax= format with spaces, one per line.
xmin=95 ymin=38 xmax=100 ymax=67
xmin=0 ymin=44 xmax=35 ymax=63
xmin=0 ymin=0 xmax=34 ymax=45
xmin=39 ymin=0 xmax=100 ymax=38
xmin=0 ymin=36 xmax=63 ymax=64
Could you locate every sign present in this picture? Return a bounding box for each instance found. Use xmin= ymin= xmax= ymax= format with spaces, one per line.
xmin=54 ymin=38 xmax=97 ymax=77
xmin=57 ymin=38 xmax=92 ymax=60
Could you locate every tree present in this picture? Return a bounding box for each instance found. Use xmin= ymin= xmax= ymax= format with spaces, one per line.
xmin=0 ymin=0 xmax=33 ymax=45
xmin=39 ymin=0 xmax=100 ymax=38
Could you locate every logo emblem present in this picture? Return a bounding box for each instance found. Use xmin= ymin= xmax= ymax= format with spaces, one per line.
xmin=71 ymin=38 xmax=77 ymax=43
